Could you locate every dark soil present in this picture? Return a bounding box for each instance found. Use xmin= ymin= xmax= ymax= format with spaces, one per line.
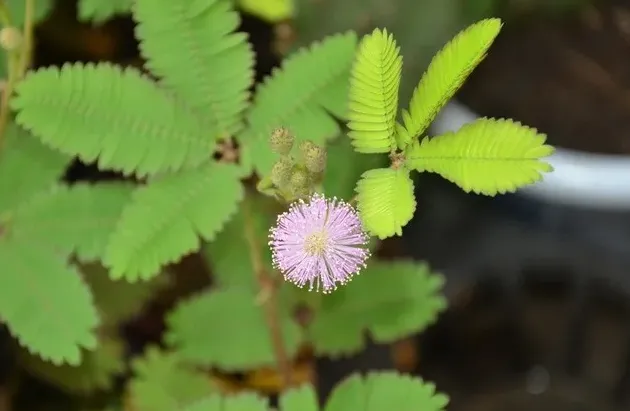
xmin=457 ymin=0 xmax=630 ymax=155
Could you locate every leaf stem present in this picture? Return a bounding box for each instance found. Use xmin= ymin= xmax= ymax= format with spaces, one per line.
xmin=241 ymin=191 xmax=293 ymax=386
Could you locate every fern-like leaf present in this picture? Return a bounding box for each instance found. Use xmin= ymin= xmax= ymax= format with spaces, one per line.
xmin=128 ymin=346 xmax=216 ymax=411
xmin=0 ymin=239 xmax=98 ymax=365
xmin=8 ymin=183 xmax=134 ymax=262
xmin=406 ymin=117 xmax=554 ymax=195
xmin=134 ymin=0 xmax=254 ymax=137
xmin=394 ymin=122 xmax=412 ymax=151
xmin=183 ymin=393 xmax=269 ymax=411
xmin=402 ymin=18 xmax=502 ymax=140
xmin=355 ymin=168 xmax=416 ymax=239
xmin=77 ymin=0 xmax=133 ymax=23
xmin=324 ymin=373 xmax=448 ymax=411
xmin=240 ymin=32 xmax=357 ymax=174
xmin=0 ymin=122 xmax=71 ymax=214
xmin=165 ymin=288 xmax=303 ymax=371
xmin=19 ymin=334 xmax=125 ymax=394
xmin=104 ymin=162 xmax=244 ymax=281
xmin=347 ymin=28 xmax=402 ymax=154
xmin=308 ymin=261 xmax=445 ymax=356
xmin=11 ymin=63 xmax=214 ymax=177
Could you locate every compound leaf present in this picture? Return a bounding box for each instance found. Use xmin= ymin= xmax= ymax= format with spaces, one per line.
xmin=128 ymin=346 xmax=216 ymax=411
xmin=406 ymin=117 xmax=554 ymax=195
xmin=355 ymin=168 xmax=416 ymax=239
xmin=165 ymin=288 xmax=303 ymax=371
xmin=240 ymin=32 xmax=357 ymax=175
xmin=104 ymin=162 xmax=243 ymax=281
xmin=8 ymin=182 xmax=134 ymax=262
xmin=324 ymin=372 xmax=448 ymax=411
xmin=134 ymin=0 xmax=254 ymax=137
xmin=0 ymin=122 xmax=71 ymax=214
xmin=402 ymin=18 xmax=502 ymax=140
xmin=77 ymin=0 xmax=133 ymax=23
xmin=12 ymin=63 xmax=214 ymax=177
xmin=182 ymin=393 xmax=269 ymax=411
xmin=309 ymin=261 xmax=446 ymax=356
xmin=19 ymin=334 xmax=125 ymax=394
xmin=0 ymin=239 xmax=98 ymax=365
xmin=347 ymin=28 xmax=401 ymax=154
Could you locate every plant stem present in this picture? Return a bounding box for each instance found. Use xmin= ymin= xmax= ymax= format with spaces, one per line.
xmin=18 ymin=0 xmax=35 ymax=78
xmin=0 ymin=0 xmax=34 ymax=150
xmin=241 ymin=191 xmax=293 ymax=386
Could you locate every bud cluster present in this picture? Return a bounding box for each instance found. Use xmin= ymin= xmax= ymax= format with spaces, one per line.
xmin=266 ymin=127 xmax=328 ymax=201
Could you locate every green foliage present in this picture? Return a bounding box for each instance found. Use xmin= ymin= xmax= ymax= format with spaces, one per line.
xmin=0 ymin=239 xmax=98 ymax=365
xmin=105 ymin=162 xmax=244 ymax=281
xmin=204 ymin=194 xmax=276 ymax=291
xmin=0 ymin=123 xmax=70 ymax=213
xmin=407 ymin=117 xmax=554 ymax=195
xmin=12 ymin=63 xmax=215 ymax=177
xmin=345 ymin=18 xmax=554 ymax=239
xmin=323 ymin=372 xmax=448 ymax=411
xmin=8 ymin=182 xmax=134 ymax=261
xmin=292 ymin=0 xmax=465 ymax=106
xmin=76 ymin=0 xmax=296 ymax=28
xmin=355 ymin=168 xmax=416 ymax=239
xmin=128 ymin=346 xmax=216 ymax=411
xmin=401 ymin=18 xmax=502 ymax=140
xmin=0 ymin=0 xmax=555 ymax=403
xmin=347 ymin=28 xmax=401 ymax=154
xmin=134 ymin=0 xmax=255 ymax=137
xmin=19 ymin=335 xmax=125 ymax=394
xmin=182 ymin=372 xmax=448 ymax=411
xmin=0 ymin=1 xmax=54 ymax=80
xmin=323 ymin=136 xmax=388 ymax=199
xmin=239 ymin=32 xmax=357 ymax=175
xmin=77 ymin=0 xmax=134 ymax=23
xmin=308 ymin=261 xmax=446 ymax=356
xmin=0 ymin=123 xmax=132 ymax=365
xmin=183 ymin=393 xmax=268 ymax=411
xmin=165 ymin=288 xmax=303 ymax=371
xmin=7 ymin=0 xmax=54 ymax=27
xmin=236 ymin=0 xmax=294 ymax=22
xmin=82 ymin=263 xmax=169 ymax=327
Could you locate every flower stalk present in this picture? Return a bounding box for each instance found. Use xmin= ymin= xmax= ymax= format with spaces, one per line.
xmin=241 ymin=191 xmax=293 ymax=386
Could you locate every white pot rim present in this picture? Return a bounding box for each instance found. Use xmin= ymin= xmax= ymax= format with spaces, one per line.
xmin=430 ymin=101 xmax=630 ymax=210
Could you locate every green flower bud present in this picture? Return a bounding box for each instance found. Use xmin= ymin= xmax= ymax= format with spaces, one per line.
xmin=0 ymin=27 xmax=22 ymax=52
xmin=270 ymin=157 xmax=293 ymax=188
xmin=289 ymin=167 xmax=311 ymax=197
xmin=299 ymin=140 xmax=327 ymax=173
xmin=269 ymin=127 xmax=294 ymax=155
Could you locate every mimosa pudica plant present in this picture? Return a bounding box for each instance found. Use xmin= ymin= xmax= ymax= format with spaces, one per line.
xmin=0 ymin=0 xmax=553 ymax=409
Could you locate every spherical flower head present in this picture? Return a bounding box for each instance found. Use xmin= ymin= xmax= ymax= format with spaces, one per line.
xmin=269 ymin=193 xmax=371 ymax=293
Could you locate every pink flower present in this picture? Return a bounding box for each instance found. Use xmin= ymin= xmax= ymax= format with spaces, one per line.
xmin=269 ymin=193 xmax=371 ymax=293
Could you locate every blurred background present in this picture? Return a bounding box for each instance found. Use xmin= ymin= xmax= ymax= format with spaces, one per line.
xmin=7 ymin=0 xmax=630 ymax=410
